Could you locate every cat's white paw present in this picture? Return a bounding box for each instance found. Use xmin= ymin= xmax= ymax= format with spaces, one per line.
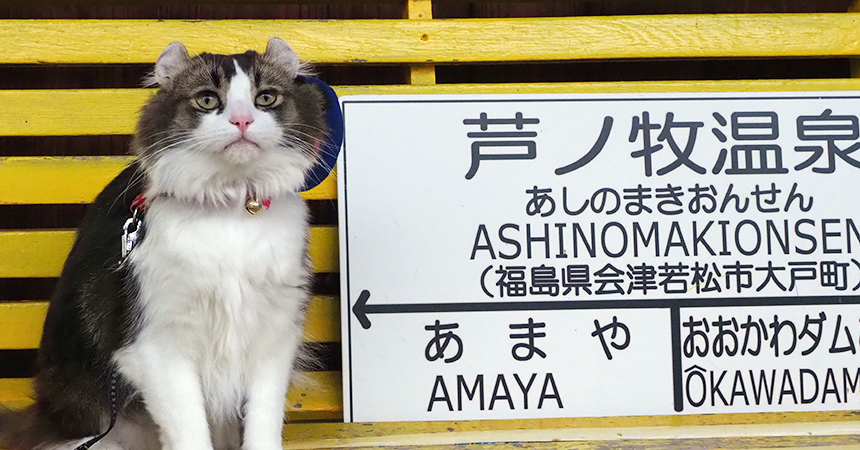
xmin=241 ymin=437 xmax=283 ymax=450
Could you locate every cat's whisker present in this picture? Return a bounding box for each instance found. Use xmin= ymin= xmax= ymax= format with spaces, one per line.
xmin=281 ymin=127 xmax=330 ymax=143
xmin=110 ymin=135 xmax=221 ymax=208
xmin=137 ymin=134 xmax=202 ymax=159
xmin=283 ymin=121 xmax=329 ymax=135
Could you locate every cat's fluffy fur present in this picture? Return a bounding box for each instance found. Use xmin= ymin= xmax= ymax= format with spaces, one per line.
xmin=0 ymin=38 xmax=327 ymax=450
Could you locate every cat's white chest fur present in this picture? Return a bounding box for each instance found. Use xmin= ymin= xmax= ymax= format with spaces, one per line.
xmin=115 ymin=194 xmax=310 ymax=424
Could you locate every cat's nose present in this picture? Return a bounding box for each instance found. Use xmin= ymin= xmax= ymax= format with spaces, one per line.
xmin=230 ymin=116 xmax=254 ymax=134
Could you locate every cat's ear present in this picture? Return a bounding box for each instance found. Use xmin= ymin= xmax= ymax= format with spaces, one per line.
xmin=151 ymin=42 xmax=190 ymax=86
xmin=264 ymin=37 xmax=301 ymax=78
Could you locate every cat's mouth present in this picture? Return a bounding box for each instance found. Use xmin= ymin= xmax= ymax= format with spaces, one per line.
xmin=226 ymin=137 xmax=260 ymax=150
xmin=222 ymin=137 xmax=263 ymax=164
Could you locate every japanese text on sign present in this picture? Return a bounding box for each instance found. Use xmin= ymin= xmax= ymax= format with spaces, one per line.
xmin=339 ymin=93 xmax=860 ymax=422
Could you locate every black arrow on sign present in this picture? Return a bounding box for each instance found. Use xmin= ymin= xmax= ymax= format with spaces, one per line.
xmin=352 ymin=289 xmax=860 ymax=414
xmin=351 ymin=289 xmax=860 ymax=329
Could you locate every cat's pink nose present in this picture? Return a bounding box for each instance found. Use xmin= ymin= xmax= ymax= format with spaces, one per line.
xmin=230 ymin=116 xmax=254 ymax=133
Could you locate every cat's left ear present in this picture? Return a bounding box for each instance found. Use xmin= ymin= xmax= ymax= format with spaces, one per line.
xmin=152 ymin=42 xmax=190 ymax=86
xmin=264 ymin=37 xmax=301 ymax=78
xmin=299 ymin=76 xmax=343 ymax=192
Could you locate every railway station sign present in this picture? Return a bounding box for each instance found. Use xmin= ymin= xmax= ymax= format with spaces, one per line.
xmin=338 ymin=92 xmax=860 ymax=422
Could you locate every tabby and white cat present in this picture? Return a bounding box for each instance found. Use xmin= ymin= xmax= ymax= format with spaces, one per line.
xmin=0 ymin=38 xmax=337 ymax=450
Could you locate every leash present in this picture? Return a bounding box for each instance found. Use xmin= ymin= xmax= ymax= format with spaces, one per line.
xmin=73 ymin=370 xmax=119 ymax=450
xmin=74 ymin=196 xmax=143 ymax=450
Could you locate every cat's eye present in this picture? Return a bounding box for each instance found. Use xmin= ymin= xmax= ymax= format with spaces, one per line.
xmin=194 ymin=91 xmax=221 ymax=111
xmin=255 ymin=91 xmax=278 ymax=108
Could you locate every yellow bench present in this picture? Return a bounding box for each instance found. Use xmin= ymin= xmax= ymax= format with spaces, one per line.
xmin=3 ymin=1 xmax=860 ymax=448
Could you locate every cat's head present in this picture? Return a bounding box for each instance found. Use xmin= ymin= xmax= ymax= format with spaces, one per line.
xmin=132 ymin=38 xmax=328 ymax=206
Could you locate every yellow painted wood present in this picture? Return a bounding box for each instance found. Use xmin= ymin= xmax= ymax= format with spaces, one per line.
xmin=0 ymin=0 xmax=401 ymax=4
xmin=284 ymin=412 xmax=860 ymax=445
xmin=0 ymin=295 xmax=338 ymax=350
xmin=2 ymin=15 xmax=860 ymax=65
xmin=306 ymin=169 xmax=337 ymax=201
xmin=0 ymin=226 xmax=336 ymax=278
xmin=281 ymin=418 xmax=860 ymax=449
xmin=281 ymin=435 xmax=860 ymax=449
xmin=0 ymin=230 xmax=75 ymax=278
xmin=0 ymin=89 xmax=149 ymax=136
xmin=303 ymin=295 xmax=340 ymax=343
xmin=0 ymin=378 xmax=32 ymax=411
xmin=0 ymin=371 xmax=342 ymax=421
xmin=406 ymin=0 xmax=437 ymax=86
xmin=334 ymin=79 xmax=860 ymax=95
xmin=0 ymin=157 xmax=336 ymax=204
xmin=0 ymin=302 xmax=47 ymax=350
xmin=851 ymin=2 xmax=860 ymax=78
xmin=406 ymin=0 xmax=433 ymax=20
xmin=7 ymin=80 xmax=860 ymax=137
xmin=409 ymin=65 xmax=436 ymax=85
xmin=288 ymin=370 xmax=343 ymax=422
xmin=309 ymin=226 xmax=338 ymax=273
xmin=0 ymin=156 xmax=135 ymax=204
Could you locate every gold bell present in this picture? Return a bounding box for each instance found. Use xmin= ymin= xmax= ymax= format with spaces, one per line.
xmin=245 ymin=198 xmax=263 ymax=215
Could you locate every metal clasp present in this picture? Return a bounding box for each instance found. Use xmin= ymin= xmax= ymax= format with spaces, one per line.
xmin=121 ymin=208 xmax=141 ymax=260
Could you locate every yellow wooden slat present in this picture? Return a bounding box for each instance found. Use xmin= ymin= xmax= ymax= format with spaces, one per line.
xmin=282 ymin=416 xmax=860 ymax=449
xmin=406 ymin=0 xmax=437 ymax=86
xmin=285 ymin=412 xmax=860 ymax=444
xmin=0 ymin=226 xmax=336 ymax=278
xmin=334 ymin=78 xmax=860 ymax=94
xmin=0 ymin=371 xmax=342 ymax=422
xmin=280 ymin=432 xmax=860 ymax=450
xmin=5 ymin=80 xmax=860 ymax=136
xmin=0 ymin=80 xmax=852 ymax=136
xmin=0 ymin=295 xmax=338 ymax=350
xmin=0 ymin=157 xmax=336 ymax=204
xmin=1 ymin=15 xmax=859 ymax=65
xmin=2 ymin=0 xmax=398 ymax=3
xmin=0 ymin=378 xmax=31 ymax=410
xmin=305 ymin=169 xmax=337 ymax=201
xmin=3 ymin=373 xmax=860 ymax=449
xmin=409 ymin=65 xmax=436 ymax=85
xmin=0 ymin=156 xmax=135 ymax=204
xmin=0 ymin=230 xmax=75 ymax=279
xmin=309 ymin=226 xmax=338 ymax=273
xmin=303 ymin=295 xmax=340 ymax=343
xmin=288 ymin=370 xmax=343 ymax=422
xmin=0 ymin=302 xmax=47 ymax=350
xmin=406 ymin=0 xmax=433 ymax=20
xmin=0 ymin=89 xmax=150 ymax=136
xmin=278 ymin=437 xmax=860 ymax=450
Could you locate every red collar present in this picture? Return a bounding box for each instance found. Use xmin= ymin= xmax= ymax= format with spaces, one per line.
xmin=131 ymin=194 xmax=150 ymax=212
xmin=131 ymin=194 xmax=271 ymax=214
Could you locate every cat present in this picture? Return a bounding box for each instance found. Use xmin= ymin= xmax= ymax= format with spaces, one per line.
xmin=0 ymin=37 xmax=338 ymax=450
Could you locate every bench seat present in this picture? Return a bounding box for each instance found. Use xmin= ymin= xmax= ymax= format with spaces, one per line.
xmin=3 ymin=1 xmax=860 ymax=448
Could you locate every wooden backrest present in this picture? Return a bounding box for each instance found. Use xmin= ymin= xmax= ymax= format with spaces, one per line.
xmin=1 ymin=0 xmax=860 ymax=427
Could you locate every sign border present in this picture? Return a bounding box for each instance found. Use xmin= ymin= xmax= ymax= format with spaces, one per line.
xmin=339 ymin=92 xmax=860 ymax=422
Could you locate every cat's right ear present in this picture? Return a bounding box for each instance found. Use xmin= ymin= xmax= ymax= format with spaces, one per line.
xmin=150 ymin=42 xmax=190 ymax=86
xmin=264 ymin=37 xmax=301 ymax=79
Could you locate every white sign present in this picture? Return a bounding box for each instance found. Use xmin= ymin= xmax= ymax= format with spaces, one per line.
xmin=337 ymin=92 xmax=860 ymax=423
